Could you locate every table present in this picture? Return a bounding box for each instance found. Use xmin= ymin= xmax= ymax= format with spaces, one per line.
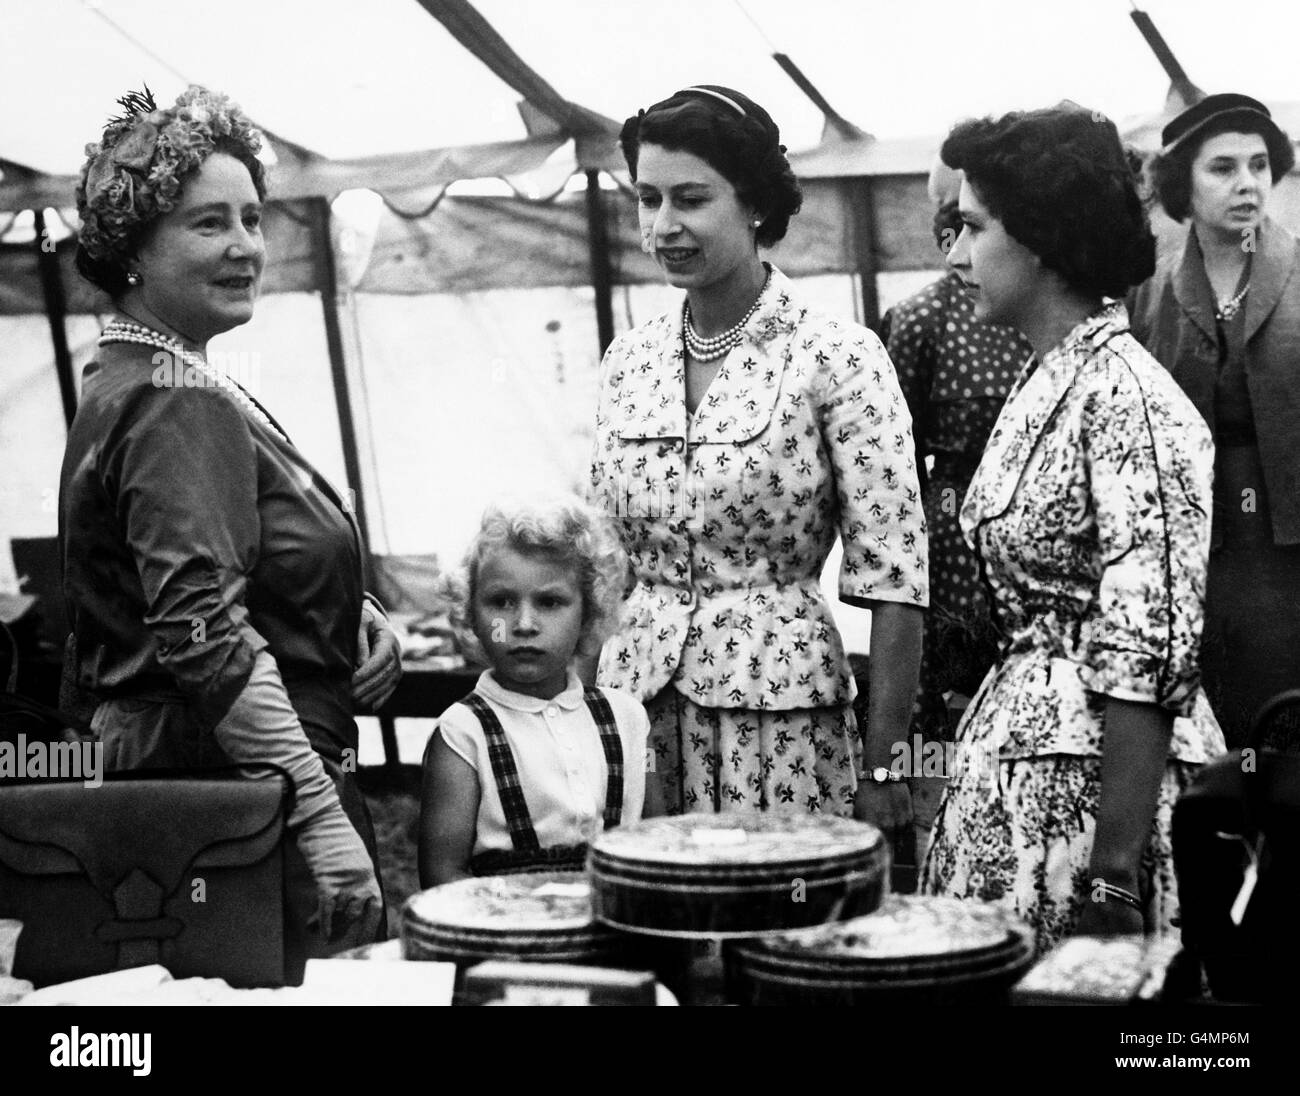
xmin=373 ymin=664 xmax=478 ymax=772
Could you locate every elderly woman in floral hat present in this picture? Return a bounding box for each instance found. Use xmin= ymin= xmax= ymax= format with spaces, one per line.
xmin=590 ymin=86 xmax=926 ymax=836
xmin=60 ymin=86 xmax=401 ymax=961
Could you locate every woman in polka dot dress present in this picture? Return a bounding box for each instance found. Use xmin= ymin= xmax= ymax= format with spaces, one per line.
xmin=882 ymin=161 xmax=1031 ymax=743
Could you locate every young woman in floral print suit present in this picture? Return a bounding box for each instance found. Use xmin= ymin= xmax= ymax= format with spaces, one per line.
xmin=920 ymin=105 xmax=1226 ymax=951
xmin=590 ymin=86 xmax=926 ymax=832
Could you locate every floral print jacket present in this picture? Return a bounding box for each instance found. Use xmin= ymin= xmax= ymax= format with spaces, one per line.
xmin=590 ymin=267 xmax=928 ymax=709
xmin=959 ymin=302 xmax=1223 ymax=761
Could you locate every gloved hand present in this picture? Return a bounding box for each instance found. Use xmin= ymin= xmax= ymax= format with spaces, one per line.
xmin=207 ymin=649 xmax=384 ymax=948
xmin=294 ymin=803 xmax=383 ymax=948
xmin=352 ymin=599 xmax=403 ymax=711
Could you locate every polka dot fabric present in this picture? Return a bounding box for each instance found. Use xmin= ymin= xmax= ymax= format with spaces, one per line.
xmin=883 ymin=272 xmax=1031 ymax=738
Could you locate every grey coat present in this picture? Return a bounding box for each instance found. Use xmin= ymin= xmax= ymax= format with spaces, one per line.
xmin=1129 ymin=218 xmax=1300 ymax=544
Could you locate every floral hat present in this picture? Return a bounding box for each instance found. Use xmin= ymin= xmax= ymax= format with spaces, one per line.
xmin=76 ymin=85 xmax=263 ymax=265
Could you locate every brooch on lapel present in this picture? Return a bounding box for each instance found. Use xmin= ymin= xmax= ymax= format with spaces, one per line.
xmin=745 ymin=297 xmax=801 ymax=350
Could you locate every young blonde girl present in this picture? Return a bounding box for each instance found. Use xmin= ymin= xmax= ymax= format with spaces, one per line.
xmin=419 ymin=496 xmax=658 ymax=885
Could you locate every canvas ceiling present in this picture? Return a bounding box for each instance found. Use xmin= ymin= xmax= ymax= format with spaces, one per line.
xmin=4 ymin=0 xmax=1299 ymax=623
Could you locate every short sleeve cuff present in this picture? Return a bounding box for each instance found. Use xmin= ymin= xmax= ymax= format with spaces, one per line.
xmin=838 ymin=561 xmax=929 ymax=609
xmin=432 ymin=714 xmax=480 ymax=773
xmin=1079 ymin=651 xmax=1197 ymax=717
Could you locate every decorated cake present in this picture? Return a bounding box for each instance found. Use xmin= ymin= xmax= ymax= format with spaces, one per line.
xmin=401 ymin=872 xmax=628 ymax=969
xmin=731 ymin=894 xmax=1035 ymax=1004
xmin=588 ymin=812 xmax=888 ymax=937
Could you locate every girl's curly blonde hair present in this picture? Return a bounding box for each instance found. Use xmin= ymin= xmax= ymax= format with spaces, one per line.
xmin=445 ymin=495 xmax=629 ymax=666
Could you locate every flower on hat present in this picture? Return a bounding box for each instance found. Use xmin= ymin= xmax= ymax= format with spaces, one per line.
xmin=76 ymin=84 xmax=263 ymax=267
xmin=110 ymin=122 xmax=160 ymax=175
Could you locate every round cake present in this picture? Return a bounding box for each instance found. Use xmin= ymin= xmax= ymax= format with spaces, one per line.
xmin=730 ymin=894 xmax=1035 ymax=1005
xmin=588 ymin=812 xmax=888 ymax=938
xmin=401 ymin=872 xmax=629 ymax=968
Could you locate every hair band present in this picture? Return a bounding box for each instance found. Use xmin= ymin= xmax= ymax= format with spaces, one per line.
xmin=680 ymin=86 xmax=748 ymax=118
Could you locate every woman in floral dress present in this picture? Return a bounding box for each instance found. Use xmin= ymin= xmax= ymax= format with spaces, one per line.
xmin=590 ymin=86 xmax=926 ymax=829
xmin=918 ymin=105 xmax=1226 ymax=951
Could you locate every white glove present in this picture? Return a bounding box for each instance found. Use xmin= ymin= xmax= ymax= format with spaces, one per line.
xmin=212 ymin=650 xmax=383 ymax=946
xmin=294 ymin=803 xmax=383 ymax=947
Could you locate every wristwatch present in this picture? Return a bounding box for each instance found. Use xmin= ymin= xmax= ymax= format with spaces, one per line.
xmin=860 ymin=766 xmax=904 ymax=785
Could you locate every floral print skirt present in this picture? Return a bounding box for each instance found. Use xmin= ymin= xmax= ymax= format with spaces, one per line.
xmin=645 ymin=688 xmax=860 ymax=816
xmin=919 ymin=748 xmax=1199 ymax=953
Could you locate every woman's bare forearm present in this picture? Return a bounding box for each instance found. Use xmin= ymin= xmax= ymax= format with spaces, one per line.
xmin=1090 ymin=696 xmax=1174 ymax=887
xmin=863 ymin=601 xmax=924 ymax=769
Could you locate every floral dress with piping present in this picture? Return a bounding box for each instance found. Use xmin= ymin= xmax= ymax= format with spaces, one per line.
xmin=590 ymin=266 xmax=928 ymax=816
xmin=919 ymin=302 xmax=1226 ymax=951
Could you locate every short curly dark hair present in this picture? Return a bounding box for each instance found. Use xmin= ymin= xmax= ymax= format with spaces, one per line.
xmin=941 ymin=106 xmax=1155 ymax=298
xmin=1150 ymin=116 xmax=1295 ymax=223
xmin=620 ymin=87 xmax=803 ymax=247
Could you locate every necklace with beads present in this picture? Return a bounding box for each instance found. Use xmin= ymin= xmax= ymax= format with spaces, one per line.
xmin=98 ymin=319 xmax=287 ymax=442
xmin=682 ymin=270 xmax=771 ymax=362
xmin=1215 ymin=283 xmax=1250 ymax=323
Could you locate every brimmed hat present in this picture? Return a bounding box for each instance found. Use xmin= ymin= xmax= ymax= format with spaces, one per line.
xmin=1161 ymin=92 xmax=1283 ymax=154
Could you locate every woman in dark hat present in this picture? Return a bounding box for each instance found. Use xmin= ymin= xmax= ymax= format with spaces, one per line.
xmin=62 ymin=86 xmax=403 ymax=960
xmin=1130 ymin=93 xmax=1300 ymax=747
xmin=590 ymin=86 xmax=926 ymax=834
xmin=919 ymin=104 xmax=1224 ymax=951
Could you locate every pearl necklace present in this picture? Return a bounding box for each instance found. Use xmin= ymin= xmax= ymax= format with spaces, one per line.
xmin=98 ymin=319 xmax=286 ymax=442
xmin=683 ymin=270 xmax=771 ymax=363
xmin=1216 ymin=283 xmax=1249 ymax=323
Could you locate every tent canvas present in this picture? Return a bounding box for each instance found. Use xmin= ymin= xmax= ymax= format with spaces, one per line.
xmin=4 ymin=0 xmax=1300 ymax=642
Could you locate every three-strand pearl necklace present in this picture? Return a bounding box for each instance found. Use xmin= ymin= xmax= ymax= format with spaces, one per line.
xmin=682 ymin=270 xmax=771 ymax=362
xmin=98 ymin=319 xmax=286 ymax=441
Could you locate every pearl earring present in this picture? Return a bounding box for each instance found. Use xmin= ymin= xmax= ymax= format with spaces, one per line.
xmin=640 ymin=229 xmax=654 ymax=255
xmin=752 ymin=218 xmax=762 ymax=228
xmin=126 ymin=271 xmax=141 ymax=286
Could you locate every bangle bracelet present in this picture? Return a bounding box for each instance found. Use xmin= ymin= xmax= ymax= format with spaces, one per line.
xmin=1093 ymin=880 xmax=1143 ymax=911
xmin=858 ymin=766 xmax=904 ymax=785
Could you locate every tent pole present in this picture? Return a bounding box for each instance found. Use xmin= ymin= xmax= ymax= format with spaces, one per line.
xmin=847 ymin=178 xmax=882 ymax=333
xmin=34 ymin=209 xmax=77 ymax=430
xmin=584 ymin=170 xmax=616 ymax=356
xmin=307 ymin=196 xmax=373 ymax=586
